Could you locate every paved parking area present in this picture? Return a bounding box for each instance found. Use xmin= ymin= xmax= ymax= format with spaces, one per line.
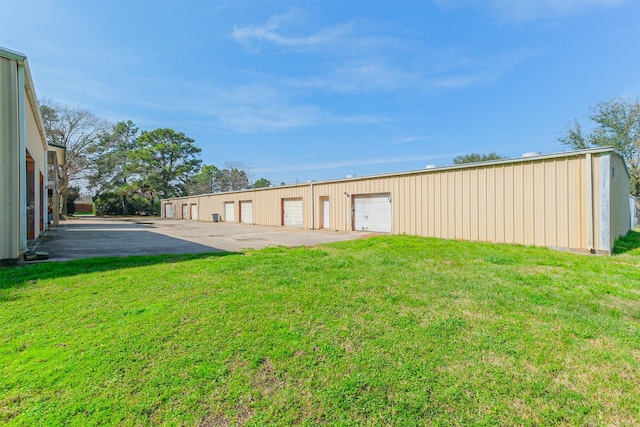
xmin=32 ymin=216 xmax=370 ymax=261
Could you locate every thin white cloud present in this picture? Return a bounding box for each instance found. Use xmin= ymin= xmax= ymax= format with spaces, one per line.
xmin=232 ymin=10 xmax=352 ymax=51
xmin=254 ymin=154 xmax=453 ymax=174
xmin=392 ymin=136 xmax=434 ymax=145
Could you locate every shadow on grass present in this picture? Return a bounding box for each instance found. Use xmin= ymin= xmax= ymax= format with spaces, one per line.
xmin=0 ymin=251 xmax=239 ymax=292
xmin=613 ymin=229 xmax=640 ymax=254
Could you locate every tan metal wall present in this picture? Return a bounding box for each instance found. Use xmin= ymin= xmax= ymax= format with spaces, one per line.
xmin=0 ymin=52 xmax=49 ymax=259
xmin=25 ymin=96 xmax=47 ymax=239
xmin=609 ymin=153 xmax=632 ymax=248
xmin=0 ymin=56 xmax=21 ymax=260
xmin=162 ymin=149 xmax=632 ymax=254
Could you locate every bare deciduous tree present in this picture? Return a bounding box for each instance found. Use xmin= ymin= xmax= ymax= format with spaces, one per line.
xmin=40 ymin=99 xmax=109 ymax=214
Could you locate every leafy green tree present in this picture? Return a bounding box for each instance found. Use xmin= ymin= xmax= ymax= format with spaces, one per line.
xmin=186 ymin=164 xmax=250 ymax=194
xmin=252 ymin=177 xmax=272 ymax=188
xmin=558 ymin=98 xmax=639 ymax=196
xmin=65 ymin=186 xmax=81 ymax=215
xmin=40 ymin=99 xmax=109 ymax=214
xmin=132 ymin=128 xmax=202 ymax=199
xmin=453 ymin=152 xmax=505 ymax=164
xmin=221 ymin=167 xmax=249 ymax=191
xmin=93 ymin=192 xmax=151 ymax=216
xmin=186 ymin=165 xmax=223 ymax=195
xmin=88 ymin=121 xmax=139 ymax=215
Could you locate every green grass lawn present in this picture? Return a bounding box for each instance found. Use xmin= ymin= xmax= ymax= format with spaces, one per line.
xmin=1 ymin=235 xmax=639 ymax=426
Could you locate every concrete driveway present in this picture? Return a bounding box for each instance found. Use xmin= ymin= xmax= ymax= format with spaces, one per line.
xmin=33 ymin=216 xmax=370 ymax=261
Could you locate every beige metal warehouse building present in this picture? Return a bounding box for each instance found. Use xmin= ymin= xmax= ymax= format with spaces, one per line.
xmin=1 ymin=47 xmax=62 ymax=261
xmin=162 ymin=148 xmax=632 ymax=255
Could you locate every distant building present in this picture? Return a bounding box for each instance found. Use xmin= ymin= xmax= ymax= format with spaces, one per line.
xmin=0 ymin=47 xmax=64 ymax=261
xmin=163 ymin=148 xmax=632 ymax=255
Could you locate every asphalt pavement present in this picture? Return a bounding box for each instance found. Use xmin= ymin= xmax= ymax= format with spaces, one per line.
xmin=32 ymin=216 xmax=369 ymax=261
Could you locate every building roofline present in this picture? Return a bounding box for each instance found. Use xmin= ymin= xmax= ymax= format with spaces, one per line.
xmin=0 ymin=46 xmax=27 ymax=61
xmin=164 ymin=147 xmax=626 ymax=201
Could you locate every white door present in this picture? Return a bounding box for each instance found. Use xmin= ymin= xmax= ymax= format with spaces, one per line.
xmin=240 ymin=201 xmax=253 ymax=224
xmin=322 ymin=198 xmax=330 ymax=228
xmin=224 ymin=202 xmax=235 ymax=222
xmin=165 ymin=204 xmax=173 ymax=219
xmin=190 ymin=204 xmax=198 ymax=221
xmin=283 ymin=198 xmax=303 ymax=228
xmin=182 ymin=204 xmax=189 ymax=219
xmin=354 ymin=194 xmax=392 ymax=233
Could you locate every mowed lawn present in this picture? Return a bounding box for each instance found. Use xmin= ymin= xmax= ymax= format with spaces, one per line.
xmin=1 ymin=234 xmax=639 ymax=426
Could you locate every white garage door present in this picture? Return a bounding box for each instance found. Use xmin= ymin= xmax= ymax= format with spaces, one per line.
xmin=164 ymin=204 xmax=174 ymax=219
xmin=283 ymin=198 xmax=303 ymax=228
xmin=224 ymin=202 xmax=235 ymax=222
xmin=182 ymin=204 xmax=189 ymax=220
xmin=354 ymin=194 xmax=392 ymax=233
xmin=240 ymin=201 xmax=253 ymax=224
xmin=190 ymin=204 xmax=198 ymax=221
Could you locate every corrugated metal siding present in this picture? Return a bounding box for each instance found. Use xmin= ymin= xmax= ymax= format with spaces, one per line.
xmin=610 ymin=154 xmax=632 ymax=247
xmin=162 ymin=150 xmax=631 ymax=253
xmin=0 ymin=56 xmax=20 ymax=259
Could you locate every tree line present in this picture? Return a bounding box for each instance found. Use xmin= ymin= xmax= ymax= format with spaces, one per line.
xmin=40 ymin=100 xmax=272 ymax=215
xmin=42 ymin=97 xmax=638 ymax=216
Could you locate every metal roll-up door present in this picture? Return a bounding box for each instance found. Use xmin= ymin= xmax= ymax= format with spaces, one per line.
xmin=224 ymin=202 xmax=235 ymax=222
xmin=165 ymin=204 xmax=174 ymax=219
xmin=354 ymin=193 xmax=392 ymax=233
xmin=240 ymin=201 xmax=253 ymax=224
xmin=283 ymin=198 xmax=303 ymax=228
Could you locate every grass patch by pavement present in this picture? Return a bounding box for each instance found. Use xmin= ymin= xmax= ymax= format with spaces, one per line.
xmin=1 ymin=235 xmax=639 ymax=426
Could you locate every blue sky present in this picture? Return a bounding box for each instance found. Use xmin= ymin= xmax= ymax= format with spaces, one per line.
xmin=1 ymin=0 xmax=639 ymax=185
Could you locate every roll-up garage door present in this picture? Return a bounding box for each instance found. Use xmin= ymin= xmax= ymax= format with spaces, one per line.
xmin=354 ymin=193 xmax=392 ymax=233
xmin=283 ymin=198 xmax=303 ymax=228
xmin=224 ymin=202 xmax=235 ymax=222
xmin=164 ymin=204 xmax=174 ymax=219
xmin=240 ymin=201 xmax=253 ymax=224
xmin=190 ymin=204 xmax=198 ymax=221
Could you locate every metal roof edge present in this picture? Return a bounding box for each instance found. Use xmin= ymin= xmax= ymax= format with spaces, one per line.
xmin=0 ymin=46 xmax=27 ymax=61
xmin=310 ymin=147 xmax=621 ymax=184
xmin=161 ymin=147 xmax=623 ymax=202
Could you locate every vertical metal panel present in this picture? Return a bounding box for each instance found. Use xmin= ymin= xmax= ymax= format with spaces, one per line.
xmin=608 ymin=153 xmax=632 ymax=248
xmin=523 ymin=162 xmax=534 ymax=245
xmin=512 ymin=164 xmax=524 ymax=244
xmin=591 ymin=156 xmax=602 ymax=249
xmin=567 ymin=157 xmax=584 ymax=249
xmin=0 ymin=57 xmax=20 ymax=259
xmin=503 ymin=165 xmax=514 ymax=243
xmin=494 ymin=166 xmax=504 ymax=243
xmin=543 ymin=161 xmax=557 ymax=246
xmin=465 ymin=169 xmax=472 ymax=240
xmin=533 ymin=162 xmax=545 ymax=246
xmin=477 ymin=168 xmax=486 ymax=241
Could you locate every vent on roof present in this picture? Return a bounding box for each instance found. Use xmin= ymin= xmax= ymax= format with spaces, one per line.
xmin=425 ymin=164 xmax=437 ymax=169
xmin=522 ymin=152 xmax=541 ymax=158
xmin=346 ymin=174 xmax=356 ymax=178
